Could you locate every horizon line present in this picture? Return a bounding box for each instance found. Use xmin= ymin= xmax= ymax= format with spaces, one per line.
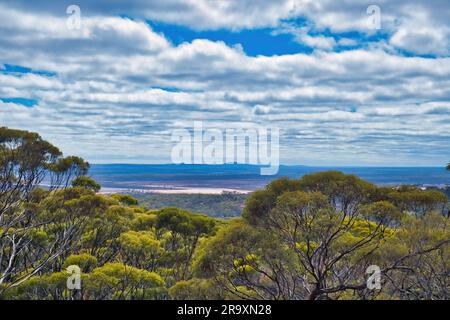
xmin=88 ymin=163 xmax=448 ymax=169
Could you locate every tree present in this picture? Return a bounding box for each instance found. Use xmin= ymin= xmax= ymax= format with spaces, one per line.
xmin=2 ymin=129 xmax=449 ymax=302
xmin=379 ymin=213 xmax=449 ymax=300
xmin=48 ymin=156 xmax=90 ymax=188
xmin=265 ymin=190 xmax=391 ymax=300
xmin=155 ymin=208 xmax=216 ymax=281
xmin=7 ymin=262 xmax=166 ymax=300
xmin=111 ymin=194 xmax=138 ymax=206
xmin=4 ymin=270 xmax=70 ymax=300
xmin=64 ymin=254 xmax=98 ymax=273
xmin=0 ymin=128 xmax=93 ymax=293
xmin=298 ymin=171 xmax=376 ymax=216
xmin=84 ymin=263 xmax=165 ymax=300
xmin=0 ymin=127 xmax=61 ymax=217
xmin=194 ymin=220 xmax=299 ymax=299
xmin=242 ymin=177 xmax=302 ymax=225
xmin=200 ymin=172 xmax=450 ymax=300
xmin=71 ymin=176 xmax=101 ymax=193
xmin=82 ymin=204 xmax=135 ymax=264
xmin=118 ymin=231 xmax=163 ymax=271
xmin=169 ymin=278 xmax=221 ymax=300
xmin=387 ymin=187 xmax=447 ymax=217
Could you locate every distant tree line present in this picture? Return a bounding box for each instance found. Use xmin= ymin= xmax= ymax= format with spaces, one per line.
xmin=134 ymin=192 xmax=247 ymax=218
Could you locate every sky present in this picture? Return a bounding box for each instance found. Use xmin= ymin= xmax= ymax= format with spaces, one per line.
xmin=0 ymin=0 xmax=450 ymax=166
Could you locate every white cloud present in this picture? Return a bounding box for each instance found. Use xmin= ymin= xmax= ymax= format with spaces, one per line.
xmin=1 ymin=2 xmax=450 ymax=165
xmin=338 ymin=38 xmax=358 ymax=47
xmin=390 ymin=26 xmax=450 ymax=56
xmin=273 ymin=25 xmax=337 ymax=50
xmin=4 ymin=0 xmax=299 ymax=31
xmin=5 ymin=0 xmax=450 ymax=56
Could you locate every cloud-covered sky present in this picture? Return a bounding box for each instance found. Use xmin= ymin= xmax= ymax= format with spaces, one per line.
xmin=0 ymin=0 xmax=449 ymax=166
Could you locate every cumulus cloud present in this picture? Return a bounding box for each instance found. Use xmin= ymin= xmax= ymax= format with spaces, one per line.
xmin=3 ymin=0 xmax=299 ymax=30
xmin=4 ymin=0 xmax=450 ymax=55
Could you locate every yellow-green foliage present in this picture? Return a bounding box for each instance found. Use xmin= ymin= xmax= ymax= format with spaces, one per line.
xmin=84 ymin=263 xmax=165 ymax=299
xmin=1 ymin=157 xmax=448 ymax=300
xmin=64 ymin=254 xmax=98 ymax=272
xmin=169 ymin=278 xmax=220 ymax=300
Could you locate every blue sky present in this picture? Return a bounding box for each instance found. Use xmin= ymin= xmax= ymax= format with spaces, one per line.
xmin=149 ymin=23 xmax=311 ymax=56
xmin=146 ymin=20 xmax=393 ymax=57
xmin=0 ymin=0 xmax=449 ymax=166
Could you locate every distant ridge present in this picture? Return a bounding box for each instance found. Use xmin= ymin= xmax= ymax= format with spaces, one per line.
xmin=88 ymin=164 xmax=450 ymax=191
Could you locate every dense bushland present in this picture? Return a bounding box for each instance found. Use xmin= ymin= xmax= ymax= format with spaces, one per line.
xmin=0 ymin=128 xmax=449 ymax=300
xmin=134 ymin=192 xmax=247 ymax=217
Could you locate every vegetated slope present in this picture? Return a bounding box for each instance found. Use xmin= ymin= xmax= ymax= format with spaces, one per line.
xmin=133 ymin=192 xmax=248 ymax=217
xmin=1 ymin=127 xmax=449 ymax=300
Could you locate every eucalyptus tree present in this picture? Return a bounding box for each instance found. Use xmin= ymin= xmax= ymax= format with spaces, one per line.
xmin=197 ymin=173 xmax=450 ymax=300
xmin=155 ymin=207 xmax=216 ymax=281
xmin=0 ymin=127 xmax=91 ymax=293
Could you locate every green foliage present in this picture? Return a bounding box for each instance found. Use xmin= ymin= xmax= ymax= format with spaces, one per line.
xmin=1 ymin=128 xmax=449 ymax=300
xmin=84 ymin=263 xmax=165 ymax=300
xmin=71 ymin=176 xmax=101 ymax=192
xmin=298 ymin=171 xmax=376 ymax=214
xmin=169 ymin=278 xmax=220 ymax=300
xmin=155 ymin=207 xmax=216 ymax=281
xmin=131 ymin=212 xmax=157 ymax=231
xmin=0 ymin=128 xmax=100 ymax=294
xmin=387 ymin=187 xmax=448 ymax=217
xmin=195 ymin=172 xmax=449 ymax=300
xmin=50 ymin=156 xmax=89 ymax=175
xmin=5 ymin=272 xmax=70 ymax=300
xmin=193 ymin=219 xmax=298 ymax=299
xmin=361 ymin=201 xmax=403 ymax=224
xmin=111 ymin=194 xmax=138 ymax=206
xmin=156 ymin=207 xmax=216 ymax=238
xmin=243 ymin=177 xmax=302 ymax=225
xmin=64 ymin=254 xmax=98 ymax=272
xmin=135 ymin=192 xmax=247 ymax=217
xmin=0 ymin=127 xmax=62 ymax=169
xmin=3 ymin=168 xmax=449 ymax=300
xmin=118 ymin=231 xmax=163 ymax=270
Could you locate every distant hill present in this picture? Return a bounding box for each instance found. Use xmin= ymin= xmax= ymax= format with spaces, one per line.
xmin=89 ymin=164 xmax=450 ymax=191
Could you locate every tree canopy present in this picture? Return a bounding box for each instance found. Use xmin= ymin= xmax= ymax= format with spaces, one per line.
xmin=1 ymin=127 xmax=449 ymax=300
